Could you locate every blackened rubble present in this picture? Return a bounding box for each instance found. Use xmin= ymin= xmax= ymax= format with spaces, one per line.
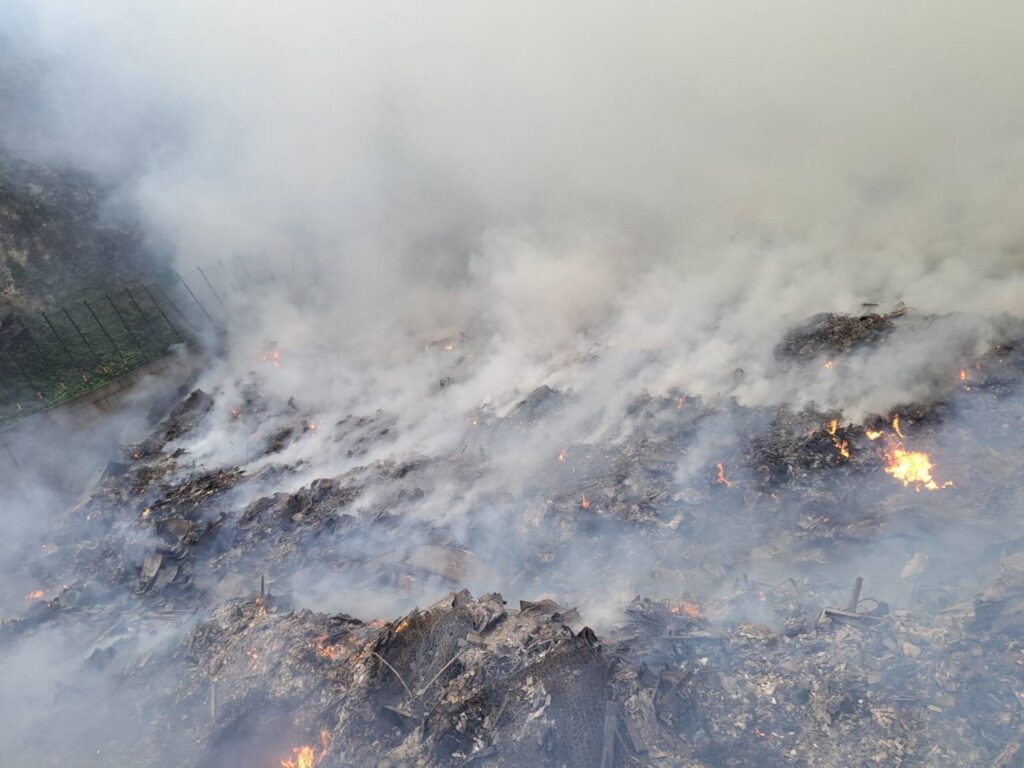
xmin=6 ymin=312 xmax=1024 ymax=766
xmin=775 ymin=308 xmax=901 ymax=363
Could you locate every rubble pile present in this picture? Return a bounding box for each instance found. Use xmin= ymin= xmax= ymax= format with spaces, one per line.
xmin=6 ymin=310 xmax=1024 ymax=767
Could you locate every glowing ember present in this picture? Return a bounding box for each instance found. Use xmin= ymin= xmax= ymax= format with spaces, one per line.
xmin=25 ymin=590 xmax=45 ymax=601
xmin=670 ymin=601 xmax=703 ymax=619
xmin=261 ymin=350 xmax=282 ymax=367
xmin=581 ymin=493 xmax=591 ymax=509
xmin=884 ymin=447 xmax=953 ymax=492
xmin=557 ymin=449 xmax=566 ymax=462
xmin=865 ymin=429 xmax=883 ymax=441
xmin=314 ymin=635 xmax=345 ymax=661
xmin=892 ymin=414 xmax=904 ymax=438
xmin=715 ymin=462 xmax=735 ymax=488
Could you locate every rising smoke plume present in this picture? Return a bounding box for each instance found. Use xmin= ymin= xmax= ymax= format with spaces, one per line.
xmin=2 ymin=3 xmax=1024 ymax=765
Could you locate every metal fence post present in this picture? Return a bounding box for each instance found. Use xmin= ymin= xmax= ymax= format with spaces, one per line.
xmin=41 ymin=310 xmax=80 ymax=367
xmin=105 ymin=292 xmax=145 ymax=353
xmin=83 ymin=299 xmax=127 ymax=364
xmin=177 ymin=271 xmax=213 ymax=322
xmin=140 ymin=283 xmax=184 ymax=343
xmin=124 ymin=285 xmax=160 ymax=346
xmin=61 ymin=307 xmax=102 ymax=366
xmin=153 ymin=283 xmax=196 ymax=332
xmin=197 ymin=266 xmax=224 ymax=306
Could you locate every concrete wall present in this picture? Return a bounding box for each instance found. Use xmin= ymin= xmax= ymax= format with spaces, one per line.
xmin=0 ymin=352 xmax=200 ymax=480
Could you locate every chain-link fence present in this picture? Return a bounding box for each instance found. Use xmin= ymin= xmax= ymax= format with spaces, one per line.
xmin=0 ymin=253 xmax=286 ymax=429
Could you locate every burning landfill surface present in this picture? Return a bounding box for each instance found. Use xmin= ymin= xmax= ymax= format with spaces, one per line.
xmin=4 ymin=3 xmax=1024 ymax=767
xmin=4 ymin=304 xmax=1024 ymax=768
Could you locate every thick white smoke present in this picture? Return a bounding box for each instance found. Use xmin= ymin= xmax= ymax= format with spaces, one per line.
xmin=2 ymin=6 xmax=1024 ymax=763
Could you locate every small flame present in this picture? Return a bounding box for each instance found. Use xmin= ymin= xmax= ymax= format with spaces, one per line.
xmin=892 ymin=414 xmax=904 ymax=438
xmin=825 ymin=420 xmax=849 ymax=458
xmin=308 ymin=422 xmax=319 ymax=432
xmin=670 ymin=601 xmax=703 ymax=619
xmin=958 ymin=369 xmax=968 ymax=381
xmin=443 ymin=343 xmax=454 ymax=351
xmin=142 ymin=507 xmax=152 ymax=519
xmin=581 ymin=493 xmax=591 ymax=509
xmin=557 ymin=449 xmax=566 ymax=463
xmin=261 ymin=350 xmax=282 ymax=367
xmin=865 ymin=429 xmax=883 ymax=441
xmin=675 ymin=395 xmax=687 ymax=409
xmin=884 ymin=447 xmax=953 ymax=492
xmin=229 ymin=408 xmax=241 ymax=419
xmin=314 ymin=635 xmax=346 ymax=661
xmin=824 ymin=360 xmax=834 ymax=370
xmin=280 ymin=730 xmax=330 ymax=767
xmin=25 ymin=590 xmax=45 ymax=601
xmin=393 ymin=617 xmax=411 ymax=635
xmin=715 ymin=462 xmax=736 ymax=488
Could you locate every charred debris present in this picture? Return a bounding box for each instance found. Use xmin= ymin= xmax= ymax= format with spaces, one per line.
xmin=6 ymin=309 xmax=1024 ymax=767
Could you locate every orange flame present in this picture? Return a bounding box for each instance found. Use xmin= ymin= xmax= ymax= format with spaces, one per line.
xmin=715 ymin=462 xmax=735 ymax=488
xmin=959 ymin=369 xmax=968 ymax=381
xmin=314 ymin=635 xmax=346 ymax=661
xmin=581 ymin=493 xmax=591 ymax=509
xmin=281 ymin=731 xmax=330 ymax=768
xmin=865 ymin=429 xmax=883 ymax=441
xmin=884 ymin=447 xmax=953 ymax=492
xmin=25 ymin=590 xmax=45 ymax=601
xmin=670 ymin=601 xmax=703 ymax=619
xmin=892 ymin=414 xmax=904 ymax=438
xmin=825 ymin=420 xmax=849 ymax=458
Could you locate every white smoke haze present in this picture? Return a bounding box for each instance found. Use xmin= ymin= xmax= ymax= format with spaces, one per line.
xmin=3 ymin=3 xmax=1024 ymax=764
xmin=3 ymin=0 xmax=1022 ymax=632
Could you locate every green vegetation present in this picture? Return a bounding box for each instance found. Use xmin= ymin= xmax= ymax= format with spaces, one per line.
xmin=0 ymin=279 xmax=198 ymax=429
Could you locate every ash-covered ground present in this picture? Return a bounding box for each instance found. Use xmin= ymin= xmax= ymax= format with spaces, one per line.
xmin=4 ymin=306 xmax=1024 ymax=768
xmin=3 ymin=3 xmax=1024 ymax=766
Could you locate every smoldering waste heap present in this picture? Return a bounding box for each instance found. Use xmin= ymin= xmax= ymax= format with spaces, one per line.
xmin=6 ymin=309 xmax=1024 ymax=767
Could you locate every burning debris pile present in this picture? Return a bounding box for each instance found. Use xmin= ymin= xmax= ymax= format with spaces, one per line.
xmin=5 ymin=310 xmax=1024 ymax=767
